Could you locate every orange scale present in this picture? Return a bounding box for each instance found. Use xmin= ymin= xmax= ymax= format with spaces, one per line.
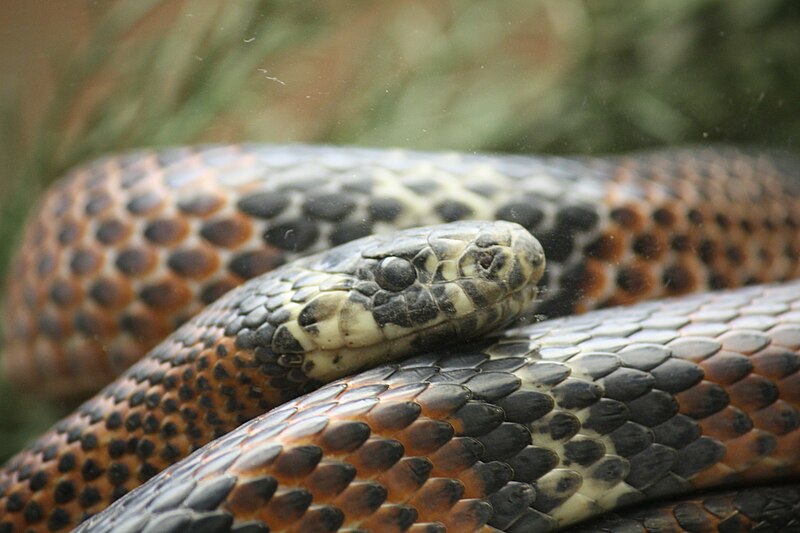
xmin=68 ymin=336 xmax=115 ymax=374
xmin=288 ymin=504 xmax=346 ymax=533
xmin=330 ymin=480 xmax=387 ymax=520
xmin=632 ymin=230 xmax=669 ymax=262
xmin=699 ymin=351 xmax=753 ymax=386
xmin=407 ymin=477 xmax=464 ymax=522
xmin=453 ymin=465 xmax=492 ymax=499
xmin=763 ymin=427 xmax=800 ymax=467
xmin=585 ymin=229 xmax=627 ymax=262
xmin=787 ymin=241 xmax=800 ymax=261
xmin=300 ymin=459 xmax=356 ymax=504
xmin=726 ymin=374 xmax=780 ymax=412
xmin=114 ymin=246 xmax=159 ymax=278
xmin=651 ymin=202 xmax=681 ymax=228
xmin=440 ymin=499 xmax=493 ymax=532
xmin=94 ymin=218 xmax=134 ymax=248
xmin=755 ymin=241 xmax=776 ymax=266
xmin=177 ymin=191 xmax=226 ymax=218
xmin=394 ymin=419 xmax=454 ymax=457
xmin=36 ymin=309 xmax=75 ymax=342
xmin=600 ymin=293 xmax=637 ymax=309
xmin=750 ymin=346 xmax=800 ymax=378
xmin=222 ymin=478 xmax=272 ymax=518
xmin=675 ymin=380 xmax=728 ymax=419
xmin=577 ymin=259 xmax=608 ymax=300
xmin=259 ymin=489 xmax=313 ymax=530
xmin=21 ymin=276 xmax=48 ymax=309
xmin=81 ymin=306 xmax=123 ymax=338
xmin=138 ymin=276 xmax=192 ymax=313
xmin=413 ymin=385 xmax=469 ymax=420
xmin=358 ymin=504 xmax=419 ymax=533
xmin=376 ymin=457 xmax=434 ymax=503
xmin=49 ymin=278 xmax=85 ymax=309
xmin=788 ymin=258 xmax=800 ymax=279
xmin=364 ymin=401 xmax=422 ymax=435
xmin=119 ymin=310 xmax=172 ymax=346
xmin=200 ymin=214 xmax=254 ymax=248
xmin=313 ymin=421 xmax=373 ymax=457
xmin=698 ymin=406 xmax=753 ymax=441
xmin=7 ymin=310 xmax=34 ymax=342
xmin=32 ymin=338 xmax=67 ymax=377
xmin=708 ymin=270 xmax=736 ymax=292
xmin=776 ymin=371 xmax=800 ymax=404
xmin=143 ymin=216 xmax=190 ymax=246
xmin=427 ymin=438 xmax=481 ymax=476
xmin=615 ymin=262 xmax=656 ymax=298
xmin=199 ymin=277 xmax=241 ymax=305
xmin=663 ymin=261 xmax=701 ymax=296
xmin=609 ymin=204 xmax=647 ymax=232
xmin=718 ymin=429 xmax=777 ymax=472
xmin=167 ymin=245 xmax=222 ymax=280
xmin=56 ymin=216 xmax=86 ymax=246
xmin=209 ymin=358 xmax=239 ymax=385
xmin=89 ymin=275 xmax=134 ymax=310
xmin=749 ymin=399 xmax=800 ymax=436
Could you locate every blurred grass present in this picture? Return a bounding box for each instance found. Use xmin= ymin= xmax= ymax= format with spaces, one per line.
xmin=0 ymin=0 xmax=799 ymax=460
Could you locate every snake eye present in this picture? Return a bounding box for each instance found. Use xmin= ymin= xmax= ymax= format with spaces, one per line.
xmin=375 ymin=257 xmax=417 ymax=291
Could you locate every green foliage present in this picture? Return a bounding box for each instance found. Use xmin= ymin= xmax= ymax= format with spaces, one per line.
xmin=0 ymin=0 xmax=798 ymax=461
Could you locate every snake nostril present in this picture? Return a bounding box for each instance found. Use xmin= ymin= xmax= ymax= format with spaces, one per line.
xmin=478 ymin=251 xmax=495 ymax=271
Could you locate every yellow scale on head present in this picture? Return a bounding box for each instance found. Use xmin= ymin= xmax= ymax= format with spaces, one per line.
xmin=271 ymin=221 xmax=545 ymax=382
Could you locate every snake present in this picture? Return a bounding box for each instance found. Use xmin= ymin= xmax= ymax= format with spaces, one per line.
xmin=2 ymin=144 xmax=800 ymax=532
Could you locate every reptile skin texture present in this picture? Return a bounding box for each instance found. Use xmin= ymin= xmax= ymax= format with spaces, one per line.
xmin=74 ymin=281 xmax=800 ymax=532
xmin=0 ymin=220 xmax=543 ymax=532
xmin=5 ymin=145 xmax=800 ymax=398
xmin=3 ymin=145 xmax=800 ymax=532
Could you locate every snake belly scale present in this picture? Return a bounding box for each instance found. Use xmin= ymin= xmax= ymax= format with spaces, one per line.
xmin=2 ymin=145 xmax=800 ymax=532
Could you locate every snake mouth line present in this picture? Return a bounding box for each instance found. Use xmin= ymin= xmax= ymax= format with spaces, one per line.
xmin=399 ymin=270 xmax=543 ymax=339
xmin=411 ymin=279 xmax=540 ymax=339
xmin=299 ymin=279 xmax=542 ymax=382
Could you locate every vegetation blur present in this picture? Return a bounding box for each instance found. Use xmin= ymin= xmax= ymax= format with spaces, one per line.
xmin=0 ymin=0 xmax=798 ymax=460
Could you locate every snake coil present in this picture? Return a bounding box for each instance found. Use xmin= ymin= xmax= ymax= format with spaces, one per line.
xmin=2 ymin=145 xmax=800 ymax=532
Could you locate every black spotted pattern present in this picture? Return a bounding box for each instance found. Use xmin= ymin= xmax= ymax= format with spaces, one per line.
xmin=67 ymin=281 xmax=800 ymax=533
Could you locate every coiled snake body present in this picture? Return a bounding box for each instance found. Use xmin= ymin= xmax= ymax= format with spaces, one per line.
xmin=2 ymin=145 xmax=800 ymax=532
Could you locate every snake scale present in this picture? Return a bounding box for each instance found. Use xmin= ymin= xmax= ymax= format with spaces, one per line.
xmin=2 ymin=145 xmax=800 ymax=532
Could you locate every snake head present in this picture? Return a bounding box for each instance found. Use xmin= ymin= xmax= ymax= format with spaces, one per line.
xmin=246 ymin=221 xmax=545 ymax=382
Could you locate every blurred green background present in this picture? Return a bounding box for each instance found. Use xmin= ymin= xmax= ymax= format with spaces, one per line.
xmin=1 ymin=0 xmax=799 ymax=461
